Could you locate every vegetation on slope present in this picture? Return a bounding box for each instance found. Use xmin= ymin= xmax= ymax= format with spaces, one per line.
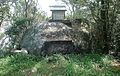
xmin=0 ymin=53 xmax=120 ymax=76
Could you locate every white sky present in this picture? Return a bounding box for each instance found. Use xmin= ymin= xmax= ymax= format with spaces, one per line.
xmin=38 ymin=0 xmax=55 ymax=16
xmin=38 ymin=0 xmax=56 ymax=9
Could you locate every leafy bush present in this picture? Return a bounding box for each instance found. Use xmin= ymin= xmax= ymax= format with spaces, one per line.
xmin=5 ymin=17 xmax=33 ymax=50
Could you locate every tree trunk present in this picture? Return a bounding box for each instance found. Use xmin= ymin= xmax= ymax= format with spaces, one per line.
xmin=101 ymin=0 xmax=109 ymax=53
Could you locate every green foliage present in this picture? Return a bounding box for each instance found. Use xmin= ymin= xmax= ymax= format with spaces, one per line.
xmin=62 ymin=0 xmax=120 ymax=54
xmin=2 ymin=0 xmax=47 ymax=50
xmin=5 ymin=17 xmax=32 ymax=49
xmin=0 ymin=0 xmax=10 ymax=26
xmin=0 ymin=54 xmax=40 ymax=76
xmin=14 ymin=18 xmax=30 ymax=26
xmin=0 ymin=54 xmax=119 ymax=76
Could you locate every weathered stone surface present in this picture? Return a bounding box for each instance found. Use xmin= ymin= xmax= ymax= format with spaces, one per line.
xmin=41 ymin=41 xmax=75 ymax=55
xmin=0 ymin=50 xmax=5 ymax=57
xmin=21 ymin=22 xmax=74 ymax=56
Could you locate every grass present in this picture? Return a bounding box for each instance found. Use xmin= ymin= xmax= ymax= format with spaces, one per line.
xmin=0 ymin=53 xmax=120 ymax=76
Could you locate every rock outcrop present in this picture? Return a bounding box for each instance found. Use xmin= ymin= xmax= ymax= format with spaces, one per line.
xmin=21 ymin=22 xmax=75 ymax=56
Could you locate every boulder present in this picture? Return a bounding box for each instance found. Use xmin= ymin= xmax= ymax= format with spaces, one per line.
xmin=0 ymin=50 xmax=5 ymax=57
xmin=21 ymin=22 xmax=75 ymax=56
